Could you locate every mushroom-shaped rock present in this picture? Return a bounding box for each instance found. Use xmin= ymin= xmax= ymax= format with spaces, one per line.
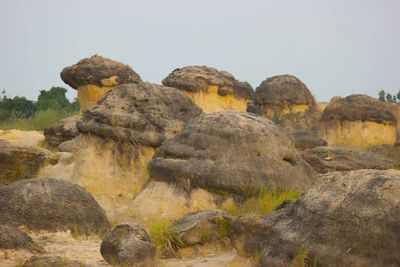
xmin=60 ymin=55 xmax=142 ymax=110
xmin=40 ymin=82 xmax=202 ymax=222
xmin=149 ymin=111 xmax=314 ymax=195
xmin=0 ymin=178 xmax=109 ymax=235
xmin=0 ymin=140 xmax=51 ymax=186
xmin=0 ymin=224 xmax=43 ymax=252
xmin=162 ymin=66 xmax=250 ymax=113
xmin=173 ymin=210 xmax=233 ymax=246
xmin=229 ymin=169 xmax=400 ymax=266
xmin=23 ymin=256 xmax=87 ymax=267
xmin=302 ymin=146 xmax=400 ymax=174
xmin=320 ymin=94 xmax=397 ymax=148
xmin=100 ymin=223 xmax=156 ymax=266
xmin=44 ymin=115 xmax=81 ymax=148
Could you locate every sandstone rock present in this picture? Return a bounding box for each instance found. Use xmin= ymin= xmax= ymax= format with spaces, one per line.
xmin=77 ymin=82 xmax=202 ymax=147
xmin=230 ymin=169 xmax=400 ymax=266
xmin=302 ymin=146 xmax=400 ymax=173
xmin=60 ymin=55 xmax=142 ymax=110
xmin=44 ymin=115 xmax=80 ymax=147
xmin=320 ymin=94 xmax=397 ymax=148
xmin=0 ymin=178 xmax=109 ymax=235
xmin=0 ymin=224 xmax=42 ymax=252
xmin=149 ymin=111 xmax=314 ymax=195
xmin=173 ymin=210 xmax=233 ymax=246
xmin=100 ymin=223 xmax=156 ymax=266
xmin=23 ymin=256 xmax=87 ymax=267
xmin=254 ymin=75 xmax=319 ymax=134
xmin=369 ymin=143 xmax=400 ymax=162
xmin=40 ymin=82 xmax=202 ymax=222
xmin=162 ymin=66 xmax=250 ymax=113
xmin=0 ymin=140 xmax=51 ymax=186
xmin=290 ymin=131 xmax=327 ymax=150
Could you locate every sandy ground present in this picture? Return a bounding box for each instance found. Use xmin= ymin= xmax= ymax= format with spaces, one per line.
xmin=0 ymin=231 xmax=253 ymax=267
xmin=0 ymin=129 xmax=45 ymax=148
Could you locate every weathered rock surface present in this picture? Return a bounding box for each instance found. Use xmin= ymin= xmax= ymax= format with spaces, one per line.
xmin=23 ymin=256 xmax=87 ymax=267
xmin=173 ymin=210 xmax=233 ymax=247
xmin=60 ymin=55 xmax=142 ymax=90
xmin=0 ymin=140 xmax=51 ymax=186
xmin=100 ymin=223 xmax=156 ymax=266
xmin=254 ymin=75 xmax=315 ymax=107
xmin=320 ymin=95 xmax=397 ymax=148
xmin=290 ymin=131 xmax=327 ymax=150
xmin=302 ymin=146 xmax=400 ymax=174
xmin=149 ymin=111 xmax=314 ymax=195
xmin=369 ymin=143 xmax=400 ymax=162
xmin=0 ymin=178 xmax=109 ymax=235
xmin=77 ymin=82 xmax=203 ymax=147
xmin=230 ymin=169 xmax=400 ymax=266
xmin=44 ymin=115 xmax=80 ymax=147
xmin=0 ymin=224 xmax=42 ymax=252
xmin=162 ymin=66 xmax=250 ymax=113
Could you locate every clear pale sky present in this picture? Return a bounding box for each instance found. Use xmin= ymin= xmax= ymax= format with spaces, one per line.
xmin=0 ymin=0 xmax=399 ymax=102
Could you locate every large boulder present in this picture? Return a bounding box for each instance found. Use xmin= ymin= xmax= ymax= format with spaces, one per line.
xmin=230 ymin=169 xmax=400 ymax=266
xmin=149 ymin=111 xmax=314 ymax=195
xmin=302 ymin=146 xmax=400 ymax=174
xmin=254 ymin=75 xmax=319 ymax=133
xmin=0 ymin=178 xmax=109 ymax=235
xmin=23 ymin=256 xmax=87 ymax=267
xmin=320 ymin=94 xmax=397 ymax=148
xmin=162 ymin=66 xmax=250 ymax=113
xmin=40 ymin=82 xmax=202 ymax=221
xmin=44 ymin=115 xmax=81 ymax=148
xmin=100 ymin=223 xmax=156 ymax=266
xmin=0 ymin=140 xmax=51 ymax=186
xmin=0 ymin=224 xmax=42 ymax=252
xmin=60 ymin=55 xmax=142 ymax=110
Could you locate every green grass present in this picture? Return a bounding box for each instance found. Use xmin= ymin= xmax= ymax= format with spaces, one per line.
xmin=148 ymin=219 xmax=183 ymax=257
xmin=0 ymin=109 xmax=79 ymax=131
xmin=223 ymin=188 xmax=301 ymax=216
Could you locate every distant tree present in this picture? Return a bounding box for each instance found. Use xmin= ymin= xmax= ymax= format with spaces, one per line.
xmin=36 ymin=87 xmax=70 ymax=110
xmin=386 ymin=93 xmax=393 ymax=102
xmin=378 ymin=90 xmax=386 ymax=101
xmin=240 ymin=81 xmax=255 ymax=98
xmin=397 ymin=90 xmax=400 ymax=102
xmin=0 ymin=96 xmax=36 ymax=121
xmin=1 ymin=89 xmax=5 ymax=99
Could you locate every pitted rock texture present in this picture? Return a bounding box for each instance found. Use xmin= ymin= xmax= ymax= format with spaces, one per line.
xmin=0 ymin=224 xmax=42 ymax=252
xmin=254 ymin=75 xmax=315 ymax=107
xmin=149 ymin=111 xmax=314 ymax=195
xmin=290 ymin=131 xmax=327 ymax=150
xmin=302 ymin=146 xmax=400 ymax=173
xmin=0 ymin=178 xmax=109 ymax=235
xmin=60 ymin=55 xmax=142 ymax=89
xmin=100 ymin=223 xmax=156 ymax=266
xmin=44 ymin=115 xmax=81 ymax=147
xmin=77 ymin=82 xmax=203 ymax=147
xmin=23 ymin=256 xmax=88 ymax=267
xmin=162 ymin=66 xmax=250 ymax=99
xmin=321 ymin=94 xmax=397 ymax=124
xmin=229 ymin=169 xmax=400 ymax=266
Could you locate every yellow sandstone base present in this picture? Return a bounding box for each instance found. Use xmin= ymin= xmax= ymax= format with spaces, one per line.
xmin=77 ymin=84 xmax=112 ymax=111
xmin=320 ymin=120 xmax=396 ymax=149
xmin=262 ymin=104 xmax=310 ymax=117
xmin=186 ymin=86 xmax=247 ymax=113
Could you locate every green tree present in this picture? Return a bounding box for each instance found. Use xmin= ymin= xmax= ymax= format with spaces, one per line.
xmin=386 ymin=93 xmax=393 ymax=102
xmin=0 ymin=96 xmax=36 ymax=121
xmin=397 ymin=90 xmax=400 ymax=102
xmin=378 ymin=90 xmax=386 ymax=101
xmin=36 ymin=87 xmax=70 ymax=110
xmin=240 ymin=81 xmax=255 ymax=98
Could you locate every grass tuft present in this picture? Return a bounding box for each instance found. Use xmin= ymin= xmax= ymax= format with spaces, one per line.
xmin=148 ymin=219 xmax=183 ymax=257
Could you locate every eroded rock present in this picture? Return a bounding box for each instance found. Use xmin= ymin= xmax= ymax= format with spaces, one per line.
xmin=0 ymin=224 xmax=42 ymax=252
xmin=0 ymin=178 xmax=109 ymax=235
xmin=162 ymin=66 xmax=250 ymax=113
xmin=23 ymin=256 xmax=87 ymax=267
xmin=290 ymin=131 xmax=327 ymax=150
xmin=44 ymin=115 xmax=81 ymax=148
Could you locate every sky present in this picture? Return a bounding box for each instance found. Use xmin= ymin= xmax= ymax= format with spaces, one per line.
xmin=0 ymin=0 xmax=399 ymax=102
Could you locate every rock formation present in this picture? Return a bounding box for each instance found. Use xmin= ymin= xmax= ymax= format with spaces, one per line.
xmin=254 ymin=75 xmax=319 ymax=133
xmin=290 ymin=131 xmax=327 ymax=150
xmin=44 ymin=115 xmax=80 ymax=148
xmin=229 ymin=169 xmax=400 ymax=266
xmin=320 ymin=94 xmax=397 ymax=148
xmin=149 ymin=111 xmax=314 ymax=196
xmin=100 ymin=223 xmax=157 ymax=266
xmin=60 ymin=55 xmax=142 ymax=110
xmin=0 ymin=139 xmax=51 ymax=186
xmin=23 ymin=256 xmax=88 ymax=267
xmin=162 ymin=66 xmax=250 ymax=113
xmin=40 ymin=82 xmax=202 ymax=221
xmin=0 ymin=178 xmax=109 ymax=235
xmin=0 ymin=224 xmax=43 ymax=252
xmin=302 ymin=146 xmax=400 ymax=173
